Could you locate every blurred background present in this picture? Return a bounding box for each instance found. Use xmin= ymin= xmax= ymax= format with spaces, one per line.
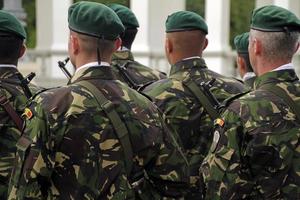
xmin=1 ymin=0 xmax=299 ymax=87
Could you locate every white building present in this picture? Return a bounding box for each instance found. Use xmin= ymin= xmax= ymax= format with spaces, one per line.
xmin=3 ymin=0 xmax=300 ymax=87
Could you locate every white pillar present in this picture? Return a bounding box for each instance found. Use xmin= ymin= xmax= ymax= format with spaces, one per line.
xmin=36 ymin=0 xmax=72 ymax=80
xmin=255 ymin=0 xmax=274 ymax=8
xmin=204 ymin=0 xmax=233 ymax=76
xmin=130 ymin=0 xmax=185 ymax=73
xmin=2 ymin=0 xmax=26 ymax=26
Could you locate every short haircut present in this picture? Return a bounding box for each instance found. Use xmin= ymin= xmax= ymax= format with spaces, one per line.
xmin=250 ymin=29 xmax=299 ymax=62
xmin=167 ymin=30 xmax=207 ymax=55
xmin=0 ymin=31 xmax=23 ymax=64
xmin=121 ymin=28 xmax=138 ymax=49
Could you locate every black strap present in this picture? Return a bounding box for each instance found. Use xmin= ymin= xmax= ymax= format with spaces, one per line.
xmin=0 ymin=89 xmax=23 ymax=131
xmin=76 ymin=80 xmax=133 ymax=175
xmin=262 ymin=84 xmax=300 ymax=121
xmin=170 ymin=74 xmax=220 ymax=120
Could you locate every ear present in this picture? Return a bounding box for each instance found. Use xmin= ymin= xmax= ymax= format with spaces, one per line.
xmin=294 ymin=41 xmax=300 ymax=54
xmin=253 ymin=38 xmax=261 ymax=55
xmin=236 ymin=55 xmax=247 ymax=78
xmin=70 ymin=34 xmax=80 ymax=55
xmin=18 ymin=43 xmax=26 ymax=58
xmin=202 ymin=38 xmax=208 ymax=51
xmin=165 ymin=37 xmax=173 ymax=54
xmin=114 ymin=38 xmax=122 ymax=52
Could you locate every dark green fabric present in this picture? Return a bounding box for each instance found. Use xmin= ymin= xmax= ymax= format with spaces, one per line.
xmin=68 ymin=1 xmax=125 ymax=40
xmin=251 ymin=5 xmax=300 ymax=32
xmin=76 ymin=80 xmax=133 ymax=175
xmin=0 ymin=10 xmax=26 ymax=39
xmin=108 ymin=4 xmax=139 ymax=29
xmin=234 ymin=32 xmax=249 ymax=54
xmin=165 ymin=11 xmax=208 ymax=34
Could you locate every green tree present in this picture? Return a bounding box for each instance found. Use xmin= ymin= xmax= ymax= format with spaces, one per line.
xmin=230 ymin=0 xmax=255 ymax=49
xmin=186 ymin=0 xmax=205 ymax=17
xmin=23 ymin=0 xmax=36 ymax=48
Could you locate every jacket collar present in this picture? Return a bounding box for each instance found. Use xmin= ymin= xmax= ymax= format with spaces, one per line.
xmin=112 ymin=50 xmax=134 ymax=61
xmin=254 ymin=69 xmax=299 ymax=89
xmin=69 ymin=65 xmax=116 ymax=85
xmin=169 ymin=57 xmax=207 ymax=77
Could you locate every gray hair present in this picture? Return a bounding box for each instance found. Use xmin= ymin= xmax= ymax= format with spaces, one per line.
xmin=250 ymin=29 xmax=299 ymax=62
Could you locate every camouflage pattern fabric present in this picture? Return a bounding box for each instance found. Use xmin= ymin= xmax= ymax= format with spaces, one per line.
xmin=0 ymin=67 xmax=40 ymax=199
xmin=143 ymin=57 xmax=245 ymax=199
xmin=201 ymin=69 xmax=300 ymax=199
xmin=244 ymin=76 xmax=256 ymax=90
xmin=111 ymin=50 xmax=166 ymax=90
xmin=8 ymin=66 xmax=189 ymax=200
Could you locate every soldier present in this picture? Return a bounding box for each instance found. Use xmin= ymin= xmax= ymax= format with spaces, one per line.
xmin=234 ymin=32 xmax=256 ymax=89
xmin=8 ymin=2 xmax=189 ymax=200
xmin=201 ymin=5 xmax=300 ymax=199
xmin=108 ymin=4 xmax=166 ymax=91
xmin=142 ymin=11 xmax=244 ymax=199
xmin=0 ymin=10 xmax=39 ymax=199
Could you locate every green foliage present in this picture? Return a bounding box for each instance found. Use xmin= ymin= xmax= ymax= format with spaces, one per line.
xmin=230 ymin=0 xmax=255 ymax=49
xmin=186 ymin=0 xmax=205 ymax=17
xmin=74 ymin=0 xmax=129 ymax=6
xmin=23 ymin=0 xmax=36 ymax=48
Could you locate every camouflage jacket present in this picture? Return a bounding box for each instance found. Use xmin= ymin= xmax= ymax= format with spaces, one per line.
xmin=111 ymin=50 xmax=166 ymax=91
xmin=0 ymin=67 xmax=39 ymax=199
xmin=8 ymin=65 xmax=189 ymax=200
xmin=244 ymin=76 xmax=256 ymax=89
xmin=143 ymin=58 xmax=245 ymax=198
xmin=201 ymin=69 xmax=300 ymax=199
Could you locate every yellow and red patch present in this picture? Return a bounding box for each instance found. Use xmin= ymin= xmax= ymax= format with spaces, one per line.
xmin=214 ymin=118 xmax=225 ymax=127
xmin=23 ymin=108 xmax=33 ymax=120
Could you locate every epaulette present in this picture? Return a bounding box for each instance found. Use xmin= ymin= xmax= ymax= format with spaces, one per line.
xmin=222 ymin=90 xmax=251 ymax=108
xmin=29 ymin=86 xmax=61 ymax=102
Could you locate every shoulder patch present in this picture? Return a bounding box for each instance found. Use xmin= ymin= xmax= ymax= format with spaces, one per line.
xmin=214 ymin=118 xmax=225 ymax=127
xmin=210 ymin=130 xmax=220 ymax=153
xmin=22 ymin=108 xmax=33 ymax=120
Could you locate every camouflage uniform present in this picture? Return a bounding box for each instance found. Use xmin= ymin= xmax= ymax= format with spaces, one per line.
xmin=8 ymin=66 xmax=189 ymax=200
xmin=111 ymin=50 xmax=166 ymax=91
xmin=244 ymin=75 xmax=256 ymax=89
xmin=0 ymin=67 xmax=39 ymax=199
xmin=143 ymin=57 xmax=244 ymax=198
xmin=201 ymin=69 xmax=300 ymax=199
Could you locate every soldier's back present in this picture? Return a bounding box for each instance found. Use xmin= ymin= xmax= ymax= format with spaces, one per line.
xmin=201 ymin=69 xmax=300 ymax=199
xmin=9 ymin=66 xmax=188 ymax=199
xmin=0 ymin=67 xmax=39 ymax=199
xmin=143 ymin=57 xmax=244 ymax=199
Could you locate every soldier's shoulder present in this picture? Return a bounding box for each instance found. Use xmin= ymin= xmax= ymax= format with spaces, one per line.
xmin=142 ymin=78 xmax=183 ymax=96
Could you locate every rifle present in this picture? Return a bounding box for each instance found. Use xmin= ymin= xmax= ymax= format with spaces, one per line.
xmin=199 ymin=78 xmax=224 ymax=112
xmin=21 ymin=72 xmax=36 ymax=98
xmin=58 ymin=57 xmax=71 ymax=79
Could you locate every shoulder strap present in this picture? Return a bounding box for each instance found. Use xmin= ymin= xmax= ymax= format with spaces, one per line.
xmin=0 ymin=89 xmax=24 ymax=131
xmin=170 ymin=74 xmax=220 ymax=120
xmin=76 ymin=80 xmax=133 ymax=175
xmin=184 ymin=78 xmax=220 ymax=119
xmin=115 ymin=61 xmax=141 ymax=90
xmin=262 ymin=84 xmax=300 ymax=121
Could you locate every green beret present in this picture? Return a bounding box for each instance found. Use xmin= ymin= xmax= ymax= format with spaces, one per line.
xmin=0 ymin=10 xmax=26 ymax=39
xmin=234 ymin=32 xmax=249 ymax=54
xmin=251 ymin=5 xmax=300 ymax=32
xmin=108 ymin=4 xmax=139 ymax=29
xmin=68 ymin=2 xmax=125 ymax=40
xmin=166 ymin=11 xmax=208 ymax=34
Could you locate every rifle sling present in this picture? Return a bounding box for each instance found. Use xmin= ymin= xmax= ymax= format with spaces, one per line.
xmin=76 ymin=80 xmax=133 ymax=175
xmin=0 ymin=91 xmax=23 ymax=131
